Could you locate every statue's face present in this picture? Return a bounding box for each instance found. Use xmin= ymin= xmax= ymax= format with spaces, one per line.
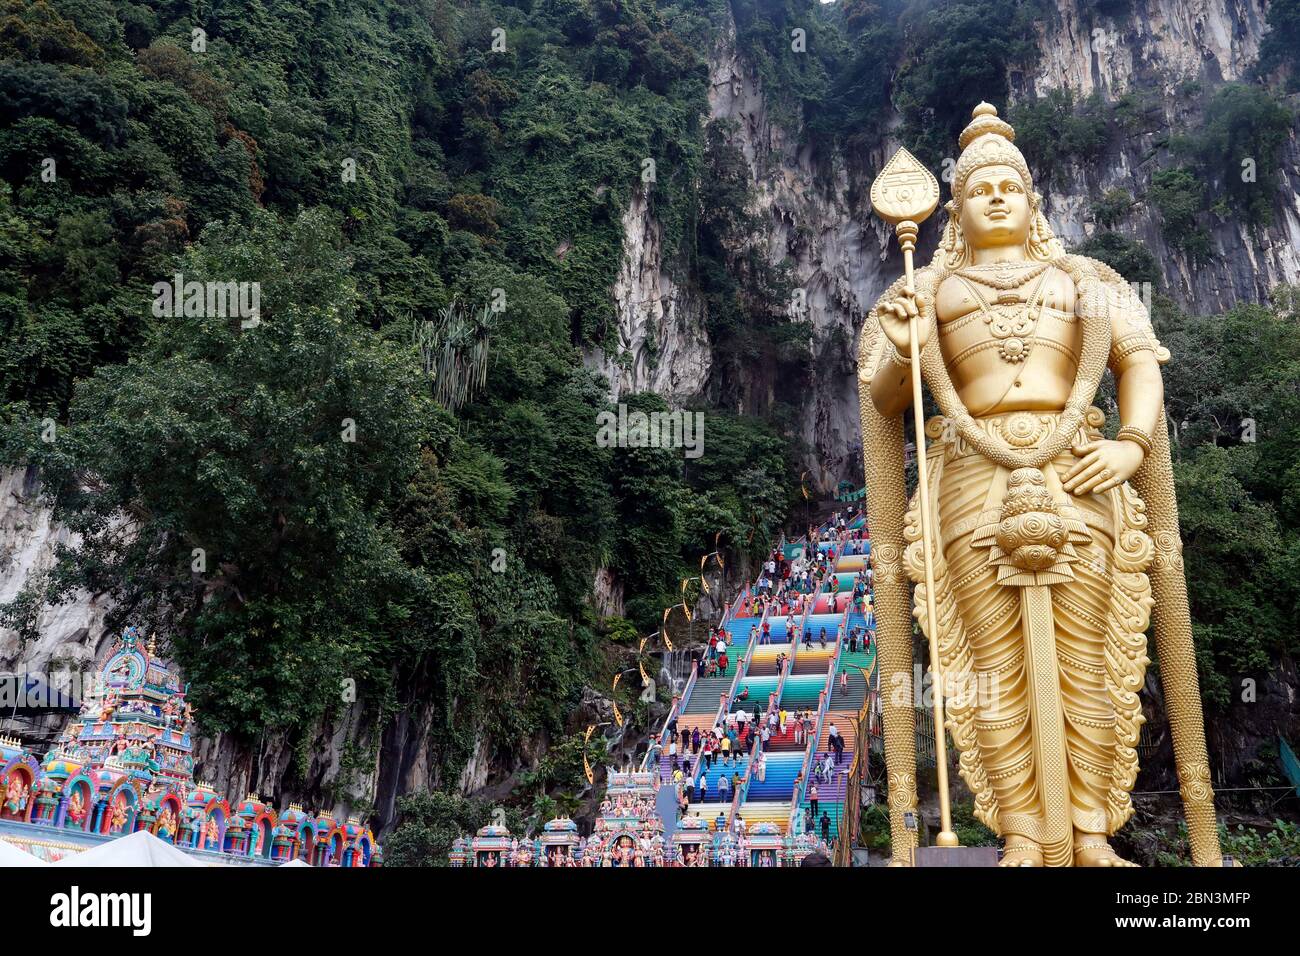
xmin=958 ymin=164 xmax=1031 ymax=249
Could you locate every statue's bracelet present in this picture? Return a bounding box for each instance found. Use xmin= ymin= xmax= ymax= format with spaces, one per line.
xmin=884 ymin=341 xmax=912 ymax=368
xmin=1116 ymin=424 xmax=1154 ymax=456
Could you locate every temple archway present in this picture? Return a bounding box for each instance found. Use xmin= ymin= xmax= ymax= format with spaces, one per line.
xmin=257 ymin=817 xmax=273 ymax=858
xmin=298 ymin=823 xmax=316 ymax=862
xmin=101 ymin=781 xmax=138 ymax=835
xmin=153 ymin=794 xmax=183 ymax=842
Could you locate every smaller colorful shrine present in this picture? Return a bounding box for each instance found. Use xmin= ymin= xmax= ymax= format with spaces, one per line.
xmin=450 ymin=769 xmax=828 ymax=866
xmin=0 ymin=626 xmax=380 ymax=866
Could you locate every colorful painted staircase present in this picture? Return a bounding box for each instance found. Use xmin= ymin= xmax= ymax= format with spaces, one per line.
xmin=645 ymin=512 xmax=877 ymax=857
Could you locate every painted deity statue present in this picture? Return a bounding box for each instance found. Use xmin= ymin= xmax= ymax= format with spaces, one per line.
xmin=860 ymin=104 xmax=1221 ymax=867
xmin=110 ymin=798 xmax=129 ymax=833
xmin=156 ymin=806 xmax=177 ymax=840
xmin=66 ymin=791 xmax=87 ymax=827
xmin=4 ymin=774 xmax=29 ymax=815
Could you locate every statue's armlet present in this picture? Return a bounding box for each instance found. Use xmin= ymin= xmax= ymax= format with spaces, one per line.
xmin=1108 ymin=308 xmax=1165 ymax=376
xmin=1070 ymin=253 xmax=1169 ymax=375
xmin=1101 ymin=288 xmax=1166 ymax=376
xmin=1109 ymin=330 xmax=1159 ymax=375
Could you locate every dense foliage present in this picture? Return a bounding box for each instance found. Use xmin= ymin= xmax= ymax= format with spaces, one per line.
xmin=383 ymin=790 xmax=525 ymax=867
xmin=1171 ymin=83 xmax=1295 ymax=227
xmin=1156 ymin=290 xmax=1300 ymax=706
xmin=1258 ymin=0 xmax=1300 ymax=91
xmin=0 ymin=0 xmax=798 ymax=798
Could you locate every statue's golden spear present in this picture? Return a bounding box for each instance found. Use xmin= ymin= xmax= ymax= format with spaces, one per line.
xmin=870 ymin=148 xmax=959 ymax=849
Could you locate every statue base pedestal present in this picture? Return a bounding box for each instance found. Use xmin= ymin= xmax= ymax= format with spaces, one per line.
xmin=913 ymin=846 xmax=999 ymax=867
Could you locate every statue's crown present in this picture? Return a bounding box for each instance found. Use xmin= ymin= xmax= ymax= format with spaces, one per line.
xmin=952 ymin=102 xmax=1034 ymax=207
xmin=959 ymin=101 xmax=1016 ymax=149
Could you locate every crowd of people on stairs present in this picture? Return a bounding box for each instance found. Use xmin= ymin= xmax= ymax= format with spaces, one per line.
xmin=645 ymin=504 xmax=877 ymax=840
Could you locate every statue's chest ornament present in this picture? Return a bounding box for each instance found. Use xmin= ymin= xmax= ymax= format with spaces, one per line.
xmin=955 ymin=263 xmax=1053 ymax=364
xmin=918 ymin=255 xmax=1112 ymax=474
xmin=958 ymin=261 xmax=1051 ymax=290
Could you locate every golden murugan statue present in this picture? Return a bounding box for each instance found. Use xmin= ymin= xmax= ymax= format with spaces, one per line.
xmin=859 ymin=103 xmax=1222 ymax=866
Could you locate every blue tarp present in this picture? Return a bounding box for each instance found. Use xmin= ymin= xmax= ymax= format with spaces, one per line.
xmin=1280 ymin=736 xmax=1300 ymax=797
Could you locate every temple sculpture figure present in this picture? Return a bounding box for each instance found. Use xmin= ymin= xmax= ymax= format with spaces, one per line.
xmin=859 ymin=103 xmax=1222 ymax=866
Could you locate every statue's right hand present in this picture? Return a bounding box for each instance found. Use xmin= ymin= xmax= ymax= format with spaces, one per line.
xmin=877 ymin=288 xmax=931 ymax=356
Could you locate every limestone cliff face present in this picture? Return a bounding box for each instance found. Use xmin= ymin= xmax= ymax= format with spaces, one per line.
xmin=1025 ymin=0 xmax=1300 ymax=310
xmin=596 ymin=0 xmax=1299 ymax=798
xmin=0 ymin=467 xmax=111 ymax=741
xmin=705 ymin=17 xmax=892 ymax=493
xmin=2 ymin=1 xmax=1295 ymax=827
xmin=585 ymin=190 xmax=712 ymax=404
xmin=0 ymin=468 xmax=379 ymax=823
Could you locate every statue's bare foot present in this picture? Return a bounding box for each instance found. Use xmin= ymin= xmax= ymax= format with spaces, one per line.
xmin=1074 ymin=837 xmax=1138 ymax=867
xmin=999 ymin=838 xmax=1043 ymax=867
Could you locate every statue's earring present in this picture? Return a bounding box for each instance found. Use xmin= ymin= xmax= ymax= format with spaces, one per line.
xmin=1028 ymin=210 xmax=1055 ymax=260
xmin=943 ymin=210 xmax=965 ymax=268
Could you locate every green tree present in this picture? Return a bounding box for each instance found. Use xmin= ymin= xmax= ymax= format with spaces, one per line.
xmin=1174 ymin=84 xmax=1294 ymax=227
xmin=14 ymin=209 xmax=432 ymax=735
xmin=384 ymin=791 xmax=515 ymax=867
xmin=1071 ymin=231 xmax=1160 ymax=287
xmin=1156 ymin=291 xmax=1300 ymax=705
xmin=1149 ymin=167 xmax=1211 ymax=261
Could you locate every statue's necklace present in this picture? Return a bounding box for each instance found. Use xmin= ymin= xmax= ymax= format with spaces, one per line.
xmin=954 ymin=269 xmax=1052 ymax=364
xmin=954 ymin=260 xmax=1050 ymax=290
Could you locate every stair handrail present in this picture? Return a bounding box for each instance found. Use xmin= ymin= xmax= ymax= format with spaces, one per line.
xmin=788 ymin=562 xmax=828 ymax=688
xmin=789 ymin=613 xmax=846 ymax=835
xmin=730 ymin=632 xmax=793 ymax=827
xmin=792 ymin=525 xmax=832 ymax=702
xmin=837 ymin=581 xmax=853 ymax=654
xmin=819 ymin=589 xmax=855 ymax=784
xmin=724 ymin=583 xmax=751 ymax=629
xmin=688 ymin=580 xmax=749 ymax=718
xmin=643 ymin=669 xmax=692 ymax=774
xmin=788 ymin=689 xmax=825 ymax=835
xmin=833 ymin=710 xmax=868 ymax=867
xmin=731 ymin=593 xmax=770 ymax=704
xmin=755 ymin=562 xmax=823 ymax=833
xmin=728 ymin=708 xmax=764 ymax=830
xmin=688 ymin=586 xmax=767 ymax=795
xmin=726 ymin=531 xmax=816 ymax=825
xmin=795 ymin=534 xmax=827 ymax=643
xmin=779 ymin=519 xmax=846 ymax=829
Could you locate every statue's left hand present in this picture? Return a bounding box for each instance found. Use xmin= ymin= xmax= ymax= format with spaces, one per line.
xmin=1063 ymin=439 xmax=1144 ymax=495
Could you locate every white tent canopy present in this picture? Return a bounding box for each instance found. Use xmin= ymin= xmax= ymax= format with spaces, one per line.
xmin=52 ymin=830 xmax=208 ymax=867
xmin=279 ymin=858 xmax=311 ymax=867
xmin=0 ymin=838 xmax=47 ymax=867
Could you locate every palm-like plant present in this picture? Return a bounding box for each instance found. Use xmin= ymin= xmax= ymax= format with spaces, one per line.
xmin=413 ymin=299 xmax=496 ymax=412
